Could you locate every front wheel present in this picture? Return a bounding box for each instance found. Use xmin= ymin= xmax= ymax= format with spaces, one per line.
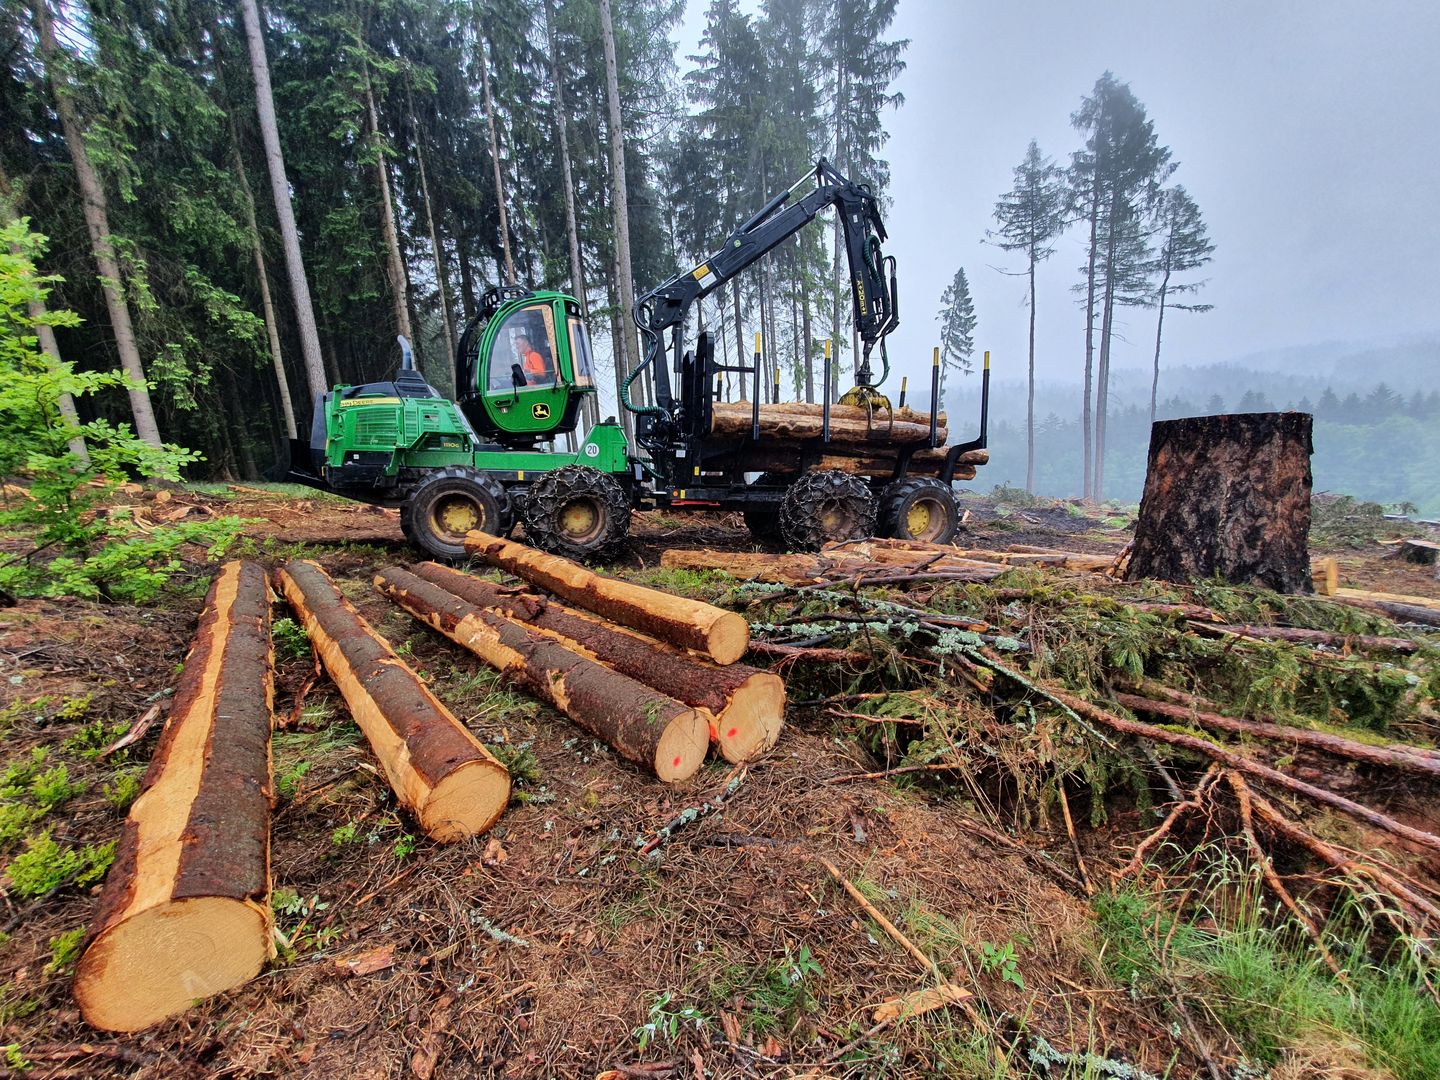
xmin=521 ymin=465 xmax=630 ymax=560
xmin=401 ymin=467 xmax=513 ymax=562
xmin=779 ymin=469 xmax=877 ymax=552
xmin=877 ymin=478 xmax=961 ymax=544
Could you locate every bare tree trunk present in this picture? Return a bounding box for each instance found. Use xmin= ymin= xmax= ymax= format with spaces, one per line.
xmin=544 ymin=0 xmax=587 ymax=322
xmin=32 ymin=0 xmax=162 ymax=448
xmin=1025 ymin=259 xmax=1036 ymax=493
xmin=476 ymin=25 xmax=516 ymax=286
xmin=0 ymin=162 xmax=90 ymax=462
xmin=599 ymin=0 xmax=638 ymax=424
xmin=238 ymin=0 xmax=328 ymax=405
xmin=363 ymin=67 xmax=413 ymax=351
xmin=733 ymin=278 xmax=746 ymax=401
xmin=801 ymin=274 xmax=814 ymax=405
xmin=231 ymin=144 xmax=297 ymax=439
xmin=1080 ymin=173 xmax=1101 ymax=501
xmin=456 ymin=226 xmax=479 ymax=319
xmin=1150 ymin=268 xmax=1171 ymax=426
xmin=407 ymin=90 xmax=454 ymax=359
xmin=1094 ymin=202 xmax=1120 ymax=502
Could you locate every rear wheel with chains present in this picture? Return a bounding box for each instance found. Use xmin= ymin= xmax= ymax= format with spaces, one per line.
xmin=521 ymin=465 xmax=630 ymax=559
xmin=401 ymin=467 xmax=513 ymax=562
xmin=779 ymin=469 xmax=877 ymax=552
xmin=877 ymin=477 xmax=960 ymax=543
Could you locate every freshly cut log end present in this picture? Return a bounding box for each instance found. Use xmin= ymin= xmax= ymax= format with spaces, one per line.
xmin=654 ymin=711 xmax=711 ymax=781
xmin=75 ymin=560 xmax=273 ymax=1032
xmin=74 ymin=897 xmax=271 ymax=1033
xmin=462 ymin=530 xmax=750 ymax=665
xmin=408 ymin=562 xmax=786 ymax=764
xmin=1310 ymin=556 xmax=1338 ymax=596
xmin=277 ymin=560 xmax=509 ymax=840
xmin=376 ymin=567 xmax=710 ymax=781
xmin=1126 ymin=412 xmax=1314 ymax=593
xmin=707 ymin=671 xmax=786 ymax=763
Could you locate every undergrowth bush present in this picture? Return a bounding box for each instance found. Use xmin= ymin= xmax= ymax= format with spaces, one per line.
xmin=0 ymin=217 xmax=242 ymax=602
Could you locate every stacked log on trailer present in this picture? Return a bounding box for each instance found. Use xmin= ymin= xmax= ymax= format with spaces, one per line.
xmin=277 ymin=560 xmax=510 ymax=839
xmin=367 ymin=532 xmax=786 ymax=771
xmin=75 ymin=561 xmax=275 ymax=1033
xmin=703 ymin=401 xmax=987 ymax=480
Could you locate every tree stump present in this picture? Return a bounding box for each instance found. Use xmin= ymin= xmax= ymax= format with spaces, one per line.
xmin=1400 ymin=539 xmax=1439 ymax=566
xmin=1125 ymin=412 xmax=1314 ymax=593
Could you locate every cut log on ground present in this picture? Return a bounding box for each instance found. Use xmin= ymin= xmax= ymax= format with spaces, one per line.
xmin=376 ymin=568 xmax=709 ymax=780
xmin=712 ymin=445 xmax=982 ymax=480
xmin=1330 ymin=587 xmax=1440 ymax=628
xmin=1311 ymin=556 xmax=1338 ymax=596
xmin=825 ymin=538 xmax=1118 ymax=572
xmin=657 ymin=548 xmax=1007 ymax=586
xmin=75 ymin=561 xmax=274 ymax=1032
xmin=710 ymin=402 xmax=947 ymax=445
xmin=462 ymin=531 xmax=749 ymax=664
xmin=1186 ymin=621 xmax=1421 ymax=653
xmin=276 ymin=560 xmax=509 ymax=840
xmin=408 ymin=562 xmax=784 ymax=763
xmin=1126 ymin=412 xmax=1314 ymax=592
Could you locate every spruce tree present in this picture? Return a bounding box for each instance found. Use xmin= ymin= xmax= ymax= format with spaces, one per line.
xmin=989 ymin=139 xmax=1067 ymax=492
xmin=936 ymin=266 xmax=976 ymax=399
xmin=1147 ymin=185 xmax=1213 ymax=423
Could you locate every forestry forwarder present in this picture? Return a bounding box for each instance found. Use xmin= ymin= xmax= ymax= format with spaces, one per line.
xmin=288 ymin=159 xmax=988 ymax=562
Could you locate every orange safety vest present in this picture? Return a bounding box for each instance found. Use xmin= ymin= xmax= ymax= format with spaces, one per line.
xmin=522 ymin=348 xmax=550 ymax=381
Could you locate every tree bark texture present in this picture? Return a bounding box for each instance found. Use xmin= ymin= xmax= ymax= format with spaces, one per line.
xmin=363 ymin=70 xmax=413 ymax=347
xmin=32 ymin=0 xmax=162 ymax=448
xmin=238 ymin=0 xmax=328 ymax=405
xmin=463 ymin=531 xmax=750 ymax=665
xmin=1125 ymin=412 xmax=1314 ymax=593
xmin=476 ymin=29 xmax=515 ymax=286
xmin=658 ymin=548 xmax=1006 ymax=586
xmin=709 ymin=402 xmax=947 ymax=445
xmin=408 ymin=562 xmax=785 ymax=763
xmin=74 ymin=562 xmax=274 ymax=1032
xmin=276 ymin=560 xmax=509 ymax=840
xmin=376 ymin=568 xmax=708 ymax=780
xmin=599 ymin=0 xmax=638 ymax=402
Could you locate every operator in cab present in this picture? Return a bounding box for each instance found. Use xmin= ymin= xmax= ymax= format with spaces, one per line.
xmin=515 ymin=334 xmax=554 ymax=385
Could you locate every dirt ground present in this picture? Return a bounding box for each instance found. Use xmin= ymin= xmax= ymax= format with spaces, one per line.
xmin=0 ymin=486 xmax=1436 ymax=1078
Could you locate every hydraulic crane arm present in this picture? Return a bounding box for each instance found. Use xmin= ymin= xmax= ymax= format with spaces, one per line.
xmin=630 ymin=158 xmax=898 ymax=418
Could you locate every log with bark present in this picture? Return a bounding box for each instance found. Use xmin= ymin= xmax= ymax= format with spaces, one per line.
xmin=712 ymin=445 xmax=983 ymax=480
xmin=276 ymin=560 xmax=509 ymax=840
xmin=376 ymin=567 xmax=709 ymax=780
xmin=657 ymin=548 xmax=1007 ymax=586
xmin=709 ymin=401 xmax=948 ymax=445
xmin=1331 ymin=587 xmax=1440 ymax=628
xmin=462 ymin=531 xmax=749 ymax=664
xmin=407 ymin=562 xmax=784 ymax=763
xmin=825 ymin=538 xmax=1119 ymax=572
xmin=1126 ymin=412 xmax=1315 ymax=592
xmin=1401 ymin=539 xmax=1440 ymax=566
xmin=75 ymin=561 xmax=274 ymax=1032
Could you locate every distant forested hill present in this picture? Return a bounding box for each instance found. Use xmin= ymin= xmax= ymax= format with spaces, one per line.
xmin=947 ymin=336 xmax=1440 ymax=514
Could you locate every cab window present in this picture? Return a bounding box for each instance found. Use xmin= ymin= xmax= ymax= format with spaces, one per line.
xmin=488 ymin=305 xmax=558 ymax=391
xmin=568 ymin=317 xmax=594 ymax=388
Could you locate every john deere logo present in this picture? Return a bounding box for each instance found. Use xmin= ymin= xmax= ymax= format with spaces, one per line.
xmin=531 ymin=403 xmax=551 ymax=420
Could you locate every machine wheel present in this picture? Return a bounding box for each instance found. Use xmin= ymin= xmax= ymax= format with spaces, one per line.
xmin=742 ymin=472 xmax=792 ymax=543
xmin=779 ymin=469 xmax=877 ymax=552
xmin=401 ymin=467 xmax=513 ymax=562
xmin=522 ymin=465 xmax=630 ymax=560
xmin=877 ymin=478 xmax=960 ymax=544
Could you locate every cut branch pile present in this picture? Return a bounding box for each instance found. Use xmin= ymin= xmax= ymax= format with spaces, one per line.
xmin=75 ymin=561 xmax=274 ymax=1032
xmin=277 ymin=560 xmax=510 ymax=839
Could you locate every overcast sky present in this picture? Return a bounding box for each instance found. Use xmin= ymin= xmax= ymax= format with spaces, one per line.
xmin=673 ymin=1 xmax=1440 ymax=397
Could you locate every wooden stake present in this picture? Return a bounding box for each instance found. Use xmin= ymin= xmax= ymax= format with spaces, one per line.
xmin=277 ymin=561 xmax=510 ymax=840
xmin=75 ymin=562 xmax=274 ymax=1032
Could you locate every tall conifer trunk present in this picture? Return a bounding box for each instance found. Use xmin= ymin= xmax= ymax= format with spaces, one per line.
xmin=599 ymin=0 xmax=638 ymax=435
xmin=407 ymin=88 xmax=454 ymax=357
xmin=238 ymin=0 xmax=328 ymax=407
xmin=363 ymin=66 xmax=413 ymax=351
xmin=476 ymin=24 xmax=516 ymax=286
xmin=32 ymin=0 xmax=162 ymax=448
xmin=1150 ymin=263 xmax=1172 ymax=425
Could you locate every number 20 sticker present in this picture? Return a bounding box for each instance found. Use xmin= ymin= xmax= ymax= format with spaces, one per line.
xmin=584 ymin=443 xmax=600 ymax=458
